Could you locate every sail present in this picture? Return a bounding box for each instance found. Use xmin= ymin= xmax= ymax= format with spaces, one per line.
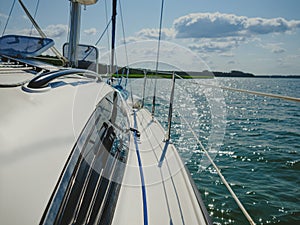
xmin=74 ymin=0 xmax=98 ymax=5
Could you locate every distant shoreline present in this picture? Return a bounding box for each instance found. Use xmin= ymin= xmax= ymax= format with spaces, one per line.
xmin=249 ymin=75 xmax=300 ymax=78
xmin=121 ymin=69 xmax=300 ymax=79
xmin=214 ymin=74 xmax=300 ymax=78
xmin=34 ymin=57 xmax=300 ymax=78
xmin=212 ymin=71 xmax=300 ymax=78
xmin=114 ymin=69 xmax=300 ymax=79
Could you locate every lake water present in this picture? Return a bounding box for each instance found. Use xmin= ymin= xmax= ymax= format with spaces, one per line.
xmin=138 ymin=77 xmax=299 ymax=225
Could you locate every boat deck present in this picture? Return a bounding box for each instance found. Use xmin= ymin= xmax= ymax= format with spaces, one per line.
xmin=112 ymin=108 xmax=211 ymax=225
xmin=0 ymin=55 xmax=212 ymax=225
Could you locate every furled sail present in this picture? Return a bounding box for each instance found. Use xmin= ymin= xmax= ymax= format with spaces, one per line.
xmin=72 ymin=0 xmax=98 ymax=5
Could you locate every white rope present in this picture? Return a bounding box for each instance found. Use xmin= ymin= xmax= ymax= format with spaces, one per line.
xmin=173 ymin=74 xmax=300 ymax=103
xmin=203 ymin=83 xmax=300 ymax=103
xmin=179 ymin=113 xmax=256 ymax=225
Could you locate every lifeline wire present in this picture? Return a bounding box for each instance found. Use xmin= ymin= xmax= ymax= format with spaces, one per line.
xmin=179 ymin=113 xmax=256 ymax=225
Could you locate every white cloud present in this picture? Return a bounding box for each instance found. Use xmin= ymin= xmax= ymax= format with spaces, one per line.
xmin=21 ymin=24 xmax=68 ymax=39
xmin=0 ymin=13 xmax=8 ymax=19
xmin=261 ymin=43 xmax=286 ymax=54
xmin=44 ymin=24 xmax=68 ymax=38
xmin=189 ymin=36 xmax=245 ymax=53
xmin=245 ymin=17 xmax=300 ymax=35
xmin=136 ymin=28 xmax=174 ymax=40
xmin=220 ymin=52 xmax=234 ymax=57
xmin=272 ymin=48 xmax=285 ymax=54
xmin=174 ymin=13 xmax=246 ymax=38
xmin=275 ymin=55 xmax=300 ymax=70
xmin=84 ymin=28 xmax=97 ymax=35
xmin=173 ymin=12 xmax=300 ymax=39
xmin=124 ymin=28 xmax=174 ymax=44
xmin=100 ymin=40 xmax=209 ymax=72
xmin=189 ymin=41 xmax=238 ymax=53
xmin=227 ymin=60 xmax=235 ymax=65
xmin=124 ymin=13 xmax=300 ymax=54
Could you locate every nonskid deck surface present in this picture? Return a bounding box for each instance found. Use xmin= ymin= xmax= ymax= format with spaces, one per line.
xmin=112 ymin=108 xmax=209 ymax=225
xmin=0 ymin=56 xmax=58 ymax=86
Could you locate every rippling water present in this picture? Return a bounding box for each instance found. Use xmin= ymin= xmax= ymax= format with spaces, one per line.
xmin=138 ymin=77 xmax=299 ymax=225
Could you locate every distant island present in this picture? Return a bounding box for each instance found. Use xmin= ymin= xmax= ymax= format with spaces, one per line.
xmin=212 ymin=70 xmax=300 ymax=78
xmin=213 ymin=70 xmax=254 ymax=77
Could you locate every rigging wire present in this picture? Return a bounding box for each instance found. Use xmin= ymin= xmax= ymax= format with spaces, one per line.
xmin=118 ymin=0 xmax=129 ymax=67
xmin=117 ymin=0 xmax=130 ymax=90
xmin=151 ymin=0 xmax=165 ymax=118
xmin=94 ymin=19 xmax=112 ymax=46
xmin=104 ymin=0 xmax=111 ymax=75
xmin=110 ymin=0 xmax=117 ymax=76
xmin=174 ymin=73 xmax=298 ymax=223
xmin=17 ymin=0 xmax=67 ymax=64
xmin=178 ymin=113 xmax=257 ymax=225
xmin=29 ymin=0 xmax=40 ymax=36
xmin=82 ymin=18 xmax=112 ymax=61
xmin=77 ymin=1 xmax=110 ymax=61
xmin=2 ymin=0 xmax=17 ymax=36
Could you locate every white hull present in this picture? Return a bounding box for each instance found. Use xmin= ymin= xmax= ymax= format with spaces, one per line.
xmin=0 ymin=57 xmax=211 ymax=224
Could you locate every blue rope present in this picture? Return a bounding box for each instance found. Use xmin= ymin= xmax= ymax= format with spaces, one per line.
xmin=133 ymin=111 xmax=148 ymax=225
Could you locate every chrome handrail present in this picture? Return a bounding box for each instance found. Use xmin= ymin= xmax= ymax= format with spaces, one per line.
xmin=27 ymin=68 xmax=102 ymax=88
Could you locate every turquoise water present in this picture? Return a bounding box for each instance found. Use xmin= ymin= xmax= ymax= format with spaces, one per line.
xmin=189 ymin=78 xmax=299 ymax=225
xmin=141 ymin=78 xmax=299 ymax=225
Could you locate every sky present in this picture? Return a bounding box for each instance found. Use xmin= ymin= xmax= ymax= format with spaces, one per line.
xmin=1 ymin=0 xmax=300 ymax=75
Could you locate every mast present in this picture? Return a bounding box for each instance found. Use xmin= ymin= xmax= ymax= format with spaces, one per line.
xmin=110 ymin=0 xmax=117 ymax=74
xmin=67 ymin=0 xmax=98 ymax=68
xmin=68 ymin=1 xmax=81 ymax=68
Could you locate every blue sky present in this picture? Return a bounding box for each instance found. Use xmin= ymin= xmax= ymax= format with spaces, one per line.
xmin=1 ymin=0 xmax=300 ymax=75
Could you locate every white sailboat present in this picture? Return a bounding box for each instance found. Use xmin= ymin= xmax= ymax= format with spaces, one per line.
xmin=0 ymin=0 xmax=214 ymax=224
